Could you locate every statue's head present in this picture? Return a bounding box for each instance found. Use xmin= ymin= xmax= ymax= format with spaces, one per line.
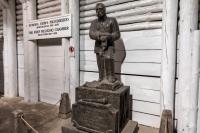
xmin=96 ymin=3 xmax=106 ymax=19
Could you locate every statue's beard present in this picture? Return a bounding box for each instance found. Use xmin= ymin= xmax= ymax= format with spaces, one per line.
xmin=97 ymin=12 xmax=105 ymax=19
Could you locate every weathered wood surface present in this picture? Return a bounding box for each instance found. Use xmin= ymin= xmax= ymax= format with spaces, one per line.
xmin=80 ymin=0 xmax=162 ymax=17
xmin=80 ymin=30 xmax=162 ymax=50
xmin=177 ymin=0 xmax=199 ymax=132
xmin=80 ymin=4 xmax=162 ymax=24
xmin=37 ymin=0 xmax=61 ymax=19
xmin=159 ymin=110 xmax=173 ymax=133
xmin=160 ymin=0 xmax=178 ymax=118
xmin=3 ymin=0 xmax=18 ymax=97
xmin=80 ymin=0 xmax=162 ymax=34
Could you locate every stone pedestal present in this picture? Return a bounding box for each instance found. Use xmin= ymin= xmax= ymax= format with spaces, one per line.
xmin=62 ymin=119 xmax=138 ymax=133
xmin=74 ymin=85 xmax=131 ymax=132
xmin=62 ymin=79 xmax=138 ymax=133
xmin=62 ymin=81 xmax=137 ymax=133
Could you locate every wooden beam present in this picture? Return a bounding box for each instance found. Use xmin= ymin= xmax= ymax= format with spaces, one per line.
xmin=22 ymin=0 xmax=38 ymax=102
xmin=3 ymin=0 xmax=18 ymax=97
xmin=190 ymin=30 xmax=200 ymax=133
xmin=178 ymin=0 xmax=199 ymax=133
xmin=159 ymin=110 xmax=173 ymax=133
xmin=69 ymin=0 xmax=80 ymax=104
xmin=61 ymin=0 xmax=70 ymax=94
xmin=160 ymin=0 xmax=178 ymax=118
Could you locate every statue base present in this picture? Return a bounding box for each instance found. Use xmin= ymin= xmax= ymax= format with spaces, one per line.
xmin=84 ymin=80 xmax=123 ymax=91
xmin=69 ymin=84 xmax=133 ymax=133
xmin=62 ymin=119 xmax=138 ymax=133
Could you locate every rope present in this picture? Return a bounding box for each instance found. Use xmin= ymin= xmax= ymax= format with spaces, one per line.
xmin=20 ymin=115 xmax=39 ymax=133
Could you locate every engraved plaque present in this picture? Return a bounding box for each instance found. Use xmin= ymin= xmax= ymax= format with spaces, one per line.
xmin=72 ymin=101 xmax=119 ymax=133
xmin=75 ymin=86 xmax=130 ymax=131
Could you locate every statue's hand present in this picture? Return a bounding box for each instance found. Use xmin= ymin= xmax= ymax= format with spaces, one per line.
xmin=100 ymin=35 xmax=107 ymax=42
xmin=99 ymin=32 xmax=111 ymax=36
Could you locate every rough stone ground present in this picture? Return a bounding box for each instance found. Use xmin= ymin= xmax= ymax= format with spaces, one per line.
xmin=0 ymin=96 xmax=158 ymax=133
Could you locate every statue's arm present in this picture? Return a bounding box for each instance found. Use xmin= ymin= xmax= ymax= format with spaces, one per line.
xmin=111 ymin=18 xmax=120 ymax=41
xmin=89 ymin=21 xmax=100 ymax=40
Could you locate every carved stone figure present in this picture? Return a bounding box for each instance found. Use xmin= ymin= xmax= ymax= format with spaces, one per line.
xmin=62 ymin=3 xmax=138 ymax=133
xmin=89 ymin=3 xmax=120 ymax=83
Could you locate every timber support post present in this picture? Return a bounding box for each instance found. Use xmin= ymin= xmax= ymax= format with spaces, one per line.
xmin=20 ymin=0 xmax=38 ymax=102
xmin=69 ymin=0 xmax=80 ymax=104
xmin=2 ymin=0 xmax=18 ymax=97
xmin=161 ymin=0 xmax=178 ymax=131
xmin=159 ymin=110 xmax=173 ymax=133
xmin=178 ymin=0 xmax=199 ymax=133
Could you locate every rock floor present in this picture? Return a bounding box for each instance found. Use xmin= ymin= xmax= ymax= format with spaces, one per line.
xmin=0 ymin=96 xmax=158 ymax=133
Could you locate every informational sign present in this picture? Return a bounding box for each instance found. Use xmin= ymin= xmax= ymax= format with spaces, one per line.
xmin=28 ymin=15 xmax=71 ymax=40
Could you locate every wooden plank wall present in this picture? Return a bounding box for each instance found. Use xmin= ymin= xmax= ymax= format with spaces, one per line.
xmin=37 ymin=0 xmax=64 ymax=104
xmin=0 ymin=10 xmax=4 ymax=94
xmin=37 ymin=0 xmax=61 ymax=19
xmin=80 ymin=0 xmax=163 ymax=128
xmin=16 ymin=0 xmax=24 ymax=97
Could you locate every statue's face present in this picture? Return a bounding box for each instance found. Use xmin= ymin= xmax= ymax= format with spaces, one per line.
xmin=96 ymin=4 xmax=106 ymax=18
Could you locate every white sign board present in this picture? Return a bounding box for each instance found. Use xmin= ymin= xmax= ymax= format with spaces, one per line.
xmin=28 ymin=15 xmax=71 ymax=40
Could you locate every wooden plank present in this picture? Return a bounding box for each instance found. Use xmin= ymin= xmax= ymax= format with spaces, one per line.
xmin=37 ymin=4 xmax=61 ymax=15
xmin=80 ymin=30 xmax=162 ymax=50
xmin=121 ymin=74 xmax=160 ymax=91
xmin=132 ymin=111 xmax=160 ymax=128
xmin=80 ymin=13 xmax=162 ymax=29
xmin=80 ymin=61 xmax=160 ymax=76
xmin=37 ymin=0 xmax=60 ymax=10
xmin=132 ymin=89 xmax=160 ymax=103
xmin=133 ymin=100 xmax=160 ymax=116
xmin=80 ymin=0 xmax=106 ymax=6
xmin=80 ymin=71 xmax=160 ymax=91
xmin=121 ymin=62 xmax=160 ymax=76
xmin=80 ymin=71 xmax=160 ymax=103
xmin=80 ymin=0 xmax=133 ymax=11
xmin=80 ymin=4 xmax=162 ymax=24
xmin=80 ymin=0 xmax=162 ymax=18
xmin=80 ymin=50 xmax=161 ymax=63
xmin=81 ymin=22 xmax=161 ymax=34
xmin=38 ymin=11 xmax=61 ymax=19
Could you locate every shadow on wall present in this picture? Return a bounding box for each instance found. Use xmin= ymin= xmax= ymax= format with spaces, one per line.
xmin=0 ymin=39 xmax=4 ymax=95
xmin=114 ymin=38 xmax=126 ymax=81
